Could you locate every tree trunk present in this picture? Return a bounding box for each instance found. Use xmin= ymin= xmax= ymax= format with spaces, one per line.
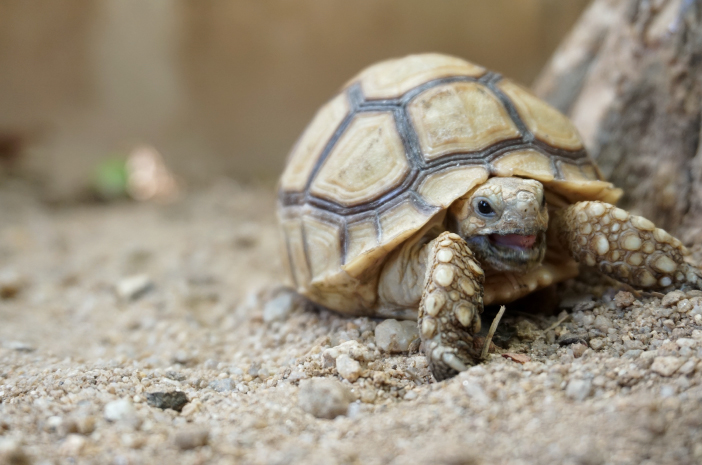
xmin=533 ymin=0 xmax=702 ymax=244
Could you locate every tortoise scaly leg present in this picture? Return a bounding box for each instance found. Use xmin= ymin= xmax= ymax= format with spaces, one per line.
xmin=554 ymin=201 xmax=702 ymax=290
xmin=419 ymin=231 xmax=485 ymax=381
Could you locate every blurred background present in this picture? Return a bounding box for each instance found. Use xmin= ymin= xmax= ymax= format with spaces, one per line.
xmin=0 ymin=0 xmax=590 ymax=201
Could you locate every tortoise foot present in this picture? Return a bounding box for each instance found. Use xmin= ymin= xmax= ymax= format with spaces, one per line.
xmin=419 ymin=231 xmax=485 ymax=381
xmin=555 ymin=201 xmax=702 ymax=290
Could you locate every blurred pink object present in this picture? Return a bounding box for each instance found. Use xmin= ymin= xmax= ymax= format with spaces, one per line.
xmin=126 ymin=145 xmax=179 ymax=201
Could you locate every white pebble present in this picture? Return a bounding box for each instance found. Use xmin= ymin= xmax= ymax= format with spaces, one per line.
xmin=104 ymin=398 xmax=141 ymax=428
xmin=336 ymin=354 xmax=361 ymax=382
xmin=116 ymin=274 xmax=153 ymax=300
xmin=676 ymin=338 xmax=696 ymax=348
xmin=651 ymin=356 xmax=684 ymax=377
xmin=565 ymin=378 xmax=592 ymax=401
xmin=263 ymin=292 xmax=295 ymax=323
xmin=298 ymin=378 xmax=352 ymax=419
xmin=59 ymin=434 xmax=87 ymax=456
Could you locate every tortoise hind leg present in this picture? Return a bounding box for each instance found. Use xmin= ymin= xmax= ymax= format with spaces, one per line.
xmin=553 ymin=201 xmax=702 ymax=290
xmin=419 ymin=231 xmax=485 ymax=381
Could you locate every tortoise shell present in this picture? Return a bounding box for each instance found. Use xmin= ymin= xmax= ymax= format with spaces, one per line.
xmin=277 ymin=53 xmax=621 ymax=314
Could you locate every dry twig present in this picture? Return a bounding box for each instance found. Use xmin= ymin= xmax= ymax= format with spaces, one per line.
xmin=481 ymin=305 xmax=506 ymax=360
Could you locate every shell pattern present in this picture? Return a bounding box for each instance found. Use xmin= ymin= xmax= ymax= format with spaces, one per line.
xmin=277 ymin=54 xmax=621 ymax=311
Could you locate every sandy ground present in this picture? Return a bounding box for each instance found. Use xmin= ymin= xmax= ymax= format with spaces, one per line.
xmin=2 ymin=180 xmax=702 ymax=465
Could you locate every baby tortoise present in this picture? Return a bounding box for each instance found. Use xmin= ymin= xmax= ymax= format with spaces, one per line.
xmin=277 ymin=53 xmax=702 ymax=381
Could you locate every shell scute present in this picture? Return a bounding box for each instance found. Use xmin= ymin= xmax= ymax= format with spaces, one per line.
xmin=498 ymin=79 xmax=583 ymax=151
xmin=408 ymin=82 xmax=520 ymax=161
xmin=309 ymin=112 xmax=409 ymax=207
xmin=350 ymin=53 xmax=486 ymax=100
xmin=279 ymin=93 xmax=350 ymax=192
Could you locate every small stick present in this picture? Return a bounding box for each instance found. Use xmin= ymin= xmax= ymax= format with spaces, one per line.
xmin=544 ymin=313 xmax=570 ymax=333
xmin=481 ymin=305 xmax=506 ymax=360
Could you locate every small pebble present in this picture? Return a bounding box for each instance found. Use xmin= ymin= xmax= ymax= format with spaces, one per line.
xmin=208 ymin=378 xmax=235 ymax=392
xmin=623 ymin=349 xmax=643 ymax=359
xmin=104 ymin=398 xmax=140 ymax=428
xmin=374 ymin=319 xmax=419 ymax=353
xmin=174 ymin=427 xmax=209 ymax=450
xmin=651 ymin=356 xmax=684 ymax=377
xmin=614 ymin=291 xmax=635 ymax=308
xmin=0 ymin=438 xmax=30 ymax=465
xmin=571 ymin=343 xmax=587 ymax=358
xmin=298 ymin=378 xmax=352 ymax=419
xmin=263 ymin=292 xmax=296 ymax=323
xmin=594 ymin=315 xmax=613 ymax=331
xmin=3 ymin=341 xmax=35 ymax=352
xmin=336 ymin=354 xmax=362 ymax=382
xmin=565 ymin=378 xmax=592 ymax=401
xmin=146 ymin=391 xmax=189 ymax=412
xmin=0 ymin=270 xmax=23 ymax=299
xmin=676 ymin=338 xmax=696 ymax=348
xmin=58 ymin=434 xmax=86 ymax=456
xmin=116 ymin=274 xmax=153 ymax=300
xmin=661 ymin=291 xmax=684 ymax=307
xmin=589 ymin=338 xmax=605 ymax=350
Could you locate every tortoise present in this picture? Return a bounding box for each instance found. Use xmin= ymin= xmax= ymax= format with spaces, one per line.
xmin=277 ymin=53 xmax=702 ymax=380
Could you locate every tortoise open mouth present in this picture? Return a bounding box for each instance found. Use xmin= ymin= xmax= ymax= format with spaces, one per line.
xmin=488 ymin=233 xmax=538 ymax=250
xmin=466 ymin=231 xmax=546 ymax=273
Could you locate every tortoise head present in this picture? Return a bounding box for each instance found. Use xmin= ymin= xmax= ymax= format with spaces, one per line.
xmin=448 ymin=177 xmax=548 ymax=273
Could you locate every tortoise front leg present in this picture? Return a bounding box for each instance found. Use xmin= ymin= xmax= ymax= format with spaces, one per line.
xmin=553 ymin=201 xmax=702 ymax=290
xmin=419 ymin=231 xmax=485 ymax=381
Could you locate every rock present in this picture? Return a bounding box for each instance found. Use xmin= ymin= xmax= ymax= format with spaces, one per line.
xmin=116 ymin=274 xmax=153 ymax=300
xmin=557 ymin=335 xmax=588 ymax=347
xmin=74 ymin=416 xmax=96 ymax=435
xmin=676 ymin=338 xmax=696 ymax=348
xmin=374 ymin=319 xmax=419 ymax=353
xmin=678 ymin=359 xmax=698 ymax=375
xmin=298 ymin=378 xmax=352 ymax=419
xmin=589 ymin=338 xmax=605 ymax=350
xmin=263 ymin=292 xmax=295 ymax=323
xmin=322 ymin=340 xmax=375 ymax=369
xmin=677 ymin=299 xmax=694 ymax=313
xmin=651 ymin=356 xmax=684 ymax=377
xmin=0 ymin=270 xmax=24 ymax=300
xmin=624 ymin=339 xmax=645 ymax=350
xmin=661 ymin=291 xmax=685 ymax=307
xmin=594 ymin=315 xmax=613 ymax=331
xmin=146 ymin=391 xmax=189 ymax=412
xmin=571 ymin=343 xmax=588 ymax=358
xmin=614 ymin=291 xmax=636 ymax=308
xmin=208 ymin=378 xmax=235 ymax=392
xmin=336 ymin=355 xmax=361 ymax=382
xmin=0 ymin=438 xmax=30 ymax=465
xmin=104 ymin=398 xmax=140 ymax=428
xmin=565 ymin=378 xmax=592 ymax=401
xmin=623 ymin=349 xmax=643 ymax=359
xmin=3 ymin=341 xmax=34 ymax=352
xmin=174 ymin=427 xmax=209 ymax=450
xmin=58 ymin=434 xmax=86 ymax=456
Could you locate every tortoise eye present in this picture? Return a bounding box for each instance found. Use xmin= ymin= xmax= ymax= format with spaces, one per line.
xmin=477 ymin=200 xmax=494 ymax=215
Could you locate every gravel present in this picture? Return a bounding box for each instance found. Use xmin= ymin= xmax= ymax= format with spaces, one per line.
xmin=3 ymin=181 xmax=702 ymax=464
